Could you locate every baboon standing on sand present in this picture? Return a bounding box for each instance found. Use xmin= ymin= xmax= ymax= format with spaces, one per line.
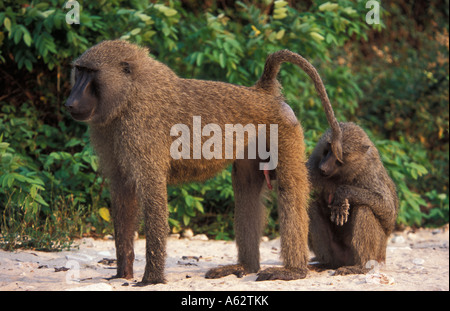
xmin=66 ymin=40 xmax=341 ymax=284
xmin=307 ymin=122 xmax=399 ymax=275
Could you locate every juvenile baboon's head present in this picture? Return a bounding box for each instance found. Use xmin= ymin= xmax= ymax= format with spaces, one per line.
xmin=308 ymin=122 xmax=375 ymax=181
xmin=65 ymin=40 xmax=163 ymax=125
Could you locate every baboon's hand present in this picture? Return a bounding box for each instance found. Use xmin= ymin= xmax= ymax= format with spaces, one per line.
xmin=329 ymin=199 xmax=350 ymax=226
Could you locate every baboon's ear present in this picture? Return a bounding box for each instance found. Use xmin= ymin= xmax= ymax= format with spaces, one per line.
xmin=120 ymin=61 xmax=133 ymax=75
xmin=358 ymin=144 xmax=371 ymax=154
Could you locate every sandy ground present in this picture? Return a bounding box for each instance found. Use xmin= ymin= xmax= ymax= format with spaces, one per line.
xmin=0 ymin=226 xmax=448 ymax=291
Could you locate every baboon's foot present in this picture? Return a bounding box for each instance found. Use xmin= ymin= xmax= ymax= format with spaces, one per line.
xmin=205 ymin=264 xmax=246 ymax=279
xmin=333 ymin=265 xmax=370 ymax=276
xmin=105 ymin=272 xmax=133 ymax=281
xmin=133 ymin=278 xmax=167 ymax=287
xmin=308 ymin=263 xmax=332 ymax=272
xmin=256 ymin=267 xmax=308 ymax=281
xmin=134 ymin=275 xmax=167 ymax=286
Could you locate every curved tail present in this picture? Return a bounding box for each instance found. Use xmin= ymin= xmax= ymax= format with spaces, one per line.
xmin=255 ymin=50 xmax=343 ymax=162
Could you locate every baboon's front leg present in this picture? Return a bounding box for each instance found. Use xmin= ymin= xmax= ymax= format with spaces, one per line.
xmin=110 ymin=180 xmax=139 ymax=280
xmin=139 ymin=178 xmax=169 ymax=285
xmin=330 ymin=198 xmax=350 ymax=226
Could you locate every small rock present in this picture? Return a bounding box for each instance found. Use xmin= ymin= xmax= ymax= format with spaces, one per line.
xmin=391 ymin=235 xmax=405 ymax=244
xmin=168 ymin=233 xmax=180 ymax=239
xmin=55 ymin=267 xmax=70 ymax=272
xmin=432 ymin=228 xmax=442 ymax=235
xmin=407 ymin=232 xmax=419 ymax=241
xmin=413 ymin=258 xmax=425 ymax=265
xmin=261 ymin=236 xmax=269 ymax=242
xmin=66 ymin=254 xmax=94 ymax=262
xmin=365 ymin=273 xmax=395 ymax=285
xmin=182 ymin=229 xmax=194 ymax=238
xmin=103 ymin=234 xmax=114 ymax=240
xmin=98 ymin=258 xmax=116 ymax=266
xmin=191 ymin=234 xmax=208 ymax=241
xmin=178 ymin=255 xmax=200 ymax=266
xmin=98 ymin=251 xmax=112 ymax=257
xmin=80 ymin=238 xmax=95 ymax=247
xmin=182 ymin=256 xmax=200 ymax=261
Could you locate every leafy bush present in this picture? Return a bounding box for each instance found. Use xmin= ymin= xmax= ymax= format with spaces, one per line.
xmin=0 ymin=0 xmax=448 ymax=250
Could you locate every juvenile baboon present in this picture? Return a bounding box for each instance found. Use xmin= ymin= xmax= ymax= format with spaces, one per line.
xmin=66 ymin=40 xmax=340 ymax=284
xmin=307 ymin=122 xmax=399 ymax=275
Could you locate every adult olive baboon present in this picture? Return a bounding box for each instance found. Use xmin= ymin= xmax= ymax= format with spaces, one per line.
xmin=66 ymin=40 xmax=341 ymax=284
xmin=307 ymin=122 xmax=399 ymax=275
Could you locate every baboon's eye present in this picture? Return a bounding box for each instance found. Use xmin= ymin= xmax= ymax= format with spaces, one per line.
xmin=120 ymin=62 xmax=131 ymax=74
xmin=336 ymin=160 xmax=343 ymax=167
xmin=323 ymin=149 xmax=329 ymax=157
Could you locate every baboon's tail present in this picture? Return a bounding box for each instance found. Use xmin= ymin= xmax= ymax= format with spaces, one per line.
xmin=255 ymin=50 xmax=343 ymax=162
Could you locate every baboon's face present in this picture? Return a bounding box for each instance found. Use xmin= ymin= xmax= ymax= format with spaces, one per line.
xmin=66 ymin=65 xmax=98 ymax=121
xmin=66 ymin=60 xmax=133 ymax=124
xmin=316 ymin=131 xmax=371 ymax=179
xmin=318 ymin=142 xmax=342 ymax=178
xmin=66 ymin=41 xmax=143 ymax=124
xmin=308 ymin=123 xmax=374 ymax=183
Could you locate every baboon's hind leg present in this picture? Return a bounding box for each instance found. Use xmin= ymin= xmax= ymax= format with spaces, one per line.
xmin=205 ymin=159 xmax=265 ymax=279
xmin=308 ymin=200 xmax=352 ymax=269
xmin=334 ymin=206 xmax=387 ymax=275
xmin=257 ymin=128 xmax=310 ymax=281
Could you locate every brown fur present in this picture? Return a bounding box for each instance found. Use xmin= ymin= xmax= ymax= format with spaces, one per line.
xmin=66 ymin=40 xmax=335 ymax=284
xmin=307 ymin=122 xmax=399 ymax=275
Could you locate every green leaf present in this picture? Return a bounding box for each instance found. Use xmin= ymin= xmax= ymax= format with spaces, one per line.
xmin=2 ymin=173 xmax=14 ymax=188
xmin=13 ymin=26 xmax=23 ymax=45
xmin=130 ymin=28 xmax=141 ymax=35
xmin=34 ymin=194 xmax=49 ymax=207
xmin=195 ymin=200 xmax=204 ymax=213
xmin=219 ymin=53 xmax=226 ymax=68
xmin=30 ymin=184 xmax=38 ymax=198
xmin=342 ymin=7 xmax=357 ymax=16
xmin=23 ymin=31 xmax=32 ymax=47
xmin=136 ymin=13 xmax=151 ymax=22
xmin=35 ymin=2 xmax=49 ymax=10
xmin=4 ymin=17 xmax=11 ymax=32
xmin=275 ymin=29 xmax=286 ymax=40
xmin=319 ymin=2 xmax=339 ymax=12
xmin=183 ymin=214 xmax=190 ymax=226
xmin=273 ymin=9 xmax=287 ymax=19
xmin=274 ymin=0 xmax=288 ymax=8
xmin=185 ymin=195 xmax=193 ymax=207
xmin=326 ymin=33 xmax=337 ymax=44
xmin=24 ymin=59 xmax=33 ymax=72
xmin=196 ymin=53 xmax=204 ymax=66
xmin=310 ymin=32 xmax=324 ymax=42
xmin=163 ymin=8 xmax=178 ymax=17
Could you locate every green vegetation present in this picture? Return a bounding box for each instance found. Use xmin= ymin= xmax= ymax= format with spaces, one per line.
xmin=0 ymin=0 xmax=448 ymax=250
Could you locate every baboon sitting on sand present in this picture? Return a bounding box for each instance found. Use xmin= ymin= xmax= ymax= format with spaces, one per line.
xmin=307 ymin=122 xmax=398 ymax=275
